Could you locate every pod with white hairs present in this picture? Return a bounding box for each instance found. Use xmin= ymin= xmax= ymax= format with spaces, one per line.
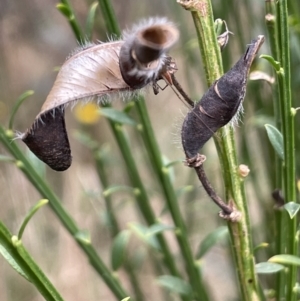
xmin=20 ymin=17 xmax=179 ymax=171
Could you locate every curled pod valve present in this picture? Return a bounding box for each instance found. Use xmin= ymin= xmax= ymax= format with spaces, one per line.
xmin=181 ymin=35 xmax=265 ymax=161
xmin=119 ymin=18 xmax=179 ymax=89
xmin=20 ymin=18 xmax=179 ymax=172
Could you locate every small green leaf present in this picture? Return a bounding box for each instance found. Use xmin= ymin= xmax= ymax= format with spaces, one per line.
xmin=85 ymin=2 xmax=98 ymax=39
xmin=156 ymin=275 xmax=192 ymax=297
xmin=176 ymin=185 xmax=194 ymax=197
xmin=164 ymin=160 xmax=182 ymax=168
xmin=264 ymin=124 xmax=284 ymax=160
xmin=74 ymin=130 xmax=98 ymax=150
xmin=196 ymin=226 xmax=229 ymax=259
xmin=260 ymin=54 xmax=281 ymax=72
xmin=284 ymin=202 xmax=300 ymax=219
xmin=75 ymin=230 xmax=91 ymax=244
xmin=111 ymin=230 xmax=131 ymax=271
xmin=146 ymin=223 xmax=174 ymax=236
xmin=18 ymin=199 xmax=49 ymax=240
xmin=255 ymin=262 xmax=285 ymax=274
xmin=269 ymin=254 xmax=300 ymax=266
xmin=100 ymin=108 xmax=137 ymax=125
xmin=0 ymin=225 xmax=28 ymax=280
xmin=214 ymin=18 xmax=223 ymax=36
xmin=121 ymin=297 xmax=130 ymax=301
xmin=103 ymin=185 xmax=136 ymax=197
xmin=0 ymin=155 xmax=15 ymax=162
xmin=253 ymin=242 xmax=269 ymax=253
xmin=129 ymin=223 xmax=160 ymax=251
xmin=56 ymin=3 xmax=72 ymax=18
xmin=9 ymin=90 xmax=34 ymax=129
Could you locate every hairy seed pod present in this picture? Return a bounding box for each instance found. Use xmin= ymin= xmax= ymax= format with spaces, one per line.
xmin=22 ymin=107 xmax=71 ymax=171
xmin=119 ymin=18 xmax=179 ymax=89
xmin=19 ymin=17 xmax=178 ymax=171
xmin=181 ymin=35 xmax=264 ymax=159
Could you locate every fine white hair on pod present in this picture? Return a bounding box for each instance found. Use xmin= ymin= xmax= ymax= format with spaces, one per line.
xmin=119 ymin=17 xmax=179 ymax=89
xmin=19 ymin=17 xmax=179 ymax=171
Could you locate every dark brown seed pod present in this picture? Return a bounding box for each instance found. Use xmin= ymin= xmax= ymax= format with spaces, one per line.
xmin=181 ymin=35 xmax=265 ymax=159
xmin=119 ymin=18 xmax=179 ymax=89
xmin=22 ymin=107 xmax=71 ymax=171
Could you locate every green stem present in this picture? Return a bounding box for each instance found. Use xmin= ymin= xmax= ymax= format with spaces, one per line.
xmin=0 ymin=222 xmax=65 ymax=301
xmin=135 ymin=98 xmax=209 ymax=301
xmin=0 ymin=127 xmax=128 ymax=300
xmin=276 ymin=0 xmax=297 ymax=299
xmin=59 ymin=0 xmax=84 ymax=42
xmin=97 ymin=0 xmax=121 ymax=36
xmin=94 ymin=147 xmax=145 ymax=301
xmin=265 ymin=2 xmax=286 ymax=299
xmin=178 ymin=1 xmax=260 ymax=300
xmin=107 ymin=121 xmax=184 ymax=281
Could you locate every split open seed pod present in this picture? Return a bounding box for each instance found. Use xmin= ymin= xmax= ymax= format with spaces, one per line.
xmin=20 ymin=17 xmax=179 ymax=171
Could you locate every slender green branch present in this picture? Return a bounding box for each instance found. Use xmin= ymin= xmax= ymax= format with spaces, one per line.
xmin=57 ymin=0 xmax=84 ymax=42
xmin=93 ymin=147 xmax=145 ymax=301
xmin=97 ymin=0 xmax=121 ymax=37
xmin=265 ymin=2 xmax=286 ymax=298
xmin=0 ymin=127 xmax=128 ymax=300
xmin=178 ymin=1 xmax=260 ymax=300
xmin=0 ymin=222 xmax=65 ymax=301
xmin=276 ymin=0 xmax=297 ymax=300
xmin=135 ymin=98 xmax=209 ymax=301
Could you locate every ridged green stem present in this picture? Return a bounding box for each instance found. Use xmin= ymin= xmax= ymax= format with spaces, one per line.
xmin=265 ymin=1 xmax=286 ymax=299
xmin=0 ymin=222 xmax=65 ymax=301
xmin=94 ymin=147 xmax=145 ymax=301
xmin=178 ymin=0 xmax=260 ymax=300
xmin=107 ymin=121 xmax=187 ymax=290
xmin=135 ymin=98 xmax=209 ymax=301
xmin=276 ymin=1 xmax=297 ymax=299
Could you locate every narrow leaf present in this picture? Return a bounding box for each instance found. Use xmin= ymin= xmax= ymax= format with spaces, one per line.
xmin=269 ymin=254 xmax=300 ymax=266
xmin=103 ymin=185 xmax=136 ymax=197
xmin=111 ymin=230 xmax=131 ymax=271
xmin=156 ymin=275 xmax=192 ymax=297
xmin=0 ymin=155 xmax=15 ymax=162
xmin=18 ymin=199 xmax=49 ymax=240
xmin=284 ymin=202 xmax=300 ymax=219
xmin=9 ymin=90 xmax=34 ymax=129
xmin=129 ymin=223 xmax=160 ymax=251
xmin=0 ymin=224 xmax=28 ymax=280
xmin=121 ymin=298 xmax=130 ymax=301
xmin=260 ymin=54 xmax=281 ymax=72
xmin=146 ymin=223 xmax=174 ymax=236
xmin=264 ymin=124 xmax=284 ymax=160
xmin=253 ymin=242 xmax=269 ymax=253
xmin=196 ymin=226 xmax=229 ymax=259
xmin=56 ymin=3 xmax=72 ymax=18
xmin=85 ymin=2 xmax=98 ymax=40
xmin=75 ymin=230 xmax=91 ymax=244
xmin=255 ymin=262 xmax=285 ymax=274
xmin=100 ymin=108 xmax=137 ymax=125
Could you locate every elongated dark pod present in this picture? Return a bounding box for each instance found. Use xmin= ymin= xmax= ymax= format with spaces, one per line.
xmin=119 ymin=18 xmax=179 ymax=89
xmin=181 ymin=36 xmax=264 ymax=218
xmin=182 ymin=35 xmax=265 ymax=160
